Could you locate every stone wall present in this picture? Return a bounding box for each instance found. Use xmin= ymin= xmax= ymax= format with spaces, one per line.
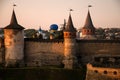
xmin=24 ymin=39 xmax=64 ymax=67
xmin=24 ymin=39 xmax=120 ymax=67
xmin=86 ymin=63 xmax=120 ymax=80
xmin=76 ymin=40 xmax=120 ymax=64
xmin=4 ymin=29 xmax=24 ymax=67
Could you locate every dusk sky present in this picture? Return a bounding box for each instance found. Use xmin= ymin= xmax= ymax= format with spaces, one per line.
xmin=0 ymin=0 xmax=120 ymax=30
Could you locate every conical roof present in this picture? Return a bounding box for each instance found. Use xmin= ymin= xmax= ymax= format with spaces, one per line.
xmin=4 ymin=9 xmax=24 ymax=30
xmin=83 ymin=10 xmax=95 ymax=30
xmin=62 ymin=19 xmax=66 ymax=30
xmin=64 ymin=14 xmax=76 ymax=32
xmin=39 ymin=26 xmax=42 ymax=31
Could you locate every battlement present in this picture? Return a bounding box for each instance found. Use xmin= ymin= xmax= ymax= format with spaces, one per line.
xmin=86 ymin=63 xmax=120 ymax=80
xmin=25 ymin=38 xmax=120 ymax=43
xmin=90 ymin=56 xmax=120 ymax=68
xmin=76 ymin=39 xmax=120 ymax=43
xmin=25 ymin=38 xmax=64 ymax=43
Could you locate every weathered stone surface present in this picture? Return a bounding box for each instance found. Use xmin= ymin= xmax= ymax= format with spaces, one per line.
xmin=86 ymin=64 xmax=120 ymax=80
xmin=64 ymin=38 xmax=77 ymax=69
xmin=4 ymin=29 xmax=24 ymax=67
xmin=63 ymin=55 xmax=77 ymax=69
xmin=5 ymin=59 xmax=24 ymax=67
xmin=76 ymin=40 xmax=120 ymax=64
xmin=0 ymin=38 xmax=120 ymax=68
xmin=24 ymin=41 xmax=64 ymax=67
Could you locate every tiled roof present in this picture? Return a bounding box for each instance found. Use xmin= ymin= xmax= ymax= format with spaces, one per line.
xmin=83 ymin=10 xmax=95 ymax=30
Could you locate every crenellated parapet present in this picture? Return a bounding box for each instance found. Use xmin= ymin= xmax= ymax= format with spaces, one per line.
xmin=25 ymin=38 xmax=64 ymax=43
xmin=86 ymin=63 xmax=120 ymax=80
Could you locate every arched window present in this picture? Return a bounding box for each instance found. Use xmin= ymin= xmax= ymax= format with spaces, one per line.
xmin=87 ymin=30 xmax=89 ymax=32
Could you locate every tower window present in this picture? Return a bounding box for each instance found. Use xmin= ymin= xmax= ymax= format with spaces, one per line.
xmin=65 ymin=33 xmax=68 ymax=36
xmin=94 ymin=70 xmax=98 ymax=73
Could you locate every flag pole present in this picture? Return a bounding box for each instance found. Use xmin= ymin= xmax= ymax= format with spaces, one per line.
xmin=13 ymin=3 xmax=17 ymax=10
xmin=88 ymin=5 xmax=92 ymax=10
xmin=69 ymin=9 xmax=73 ymax=15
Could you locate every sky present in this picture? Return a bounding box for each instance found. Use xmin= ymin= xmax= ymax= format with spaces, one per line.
xmin=0 ymin=0 xmax=120 ymax=30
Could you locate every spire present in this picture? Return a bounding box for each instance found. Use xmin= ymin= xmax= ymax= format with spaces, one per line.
xmin=64 ymin=19 xmax=66 ymax=27
xmin=83 ymin=10 xmax=95 ymax=29
xmin=39 ymin=26 xmax=42 ymax=31
xmin=62 ymin=19 xmax=66 ymax=30
xmin=10 ymin=9 xmax=18 ymax=24
xmin=4 ymin=9 xmax=24 ymax=29
xmin=64 ymin=13 xmax=76 ymax=32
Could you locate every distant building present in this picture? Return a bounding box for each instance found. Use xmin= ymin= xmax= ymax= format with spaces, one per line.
xmin=37 ymin=27 xmax=49 ymax=39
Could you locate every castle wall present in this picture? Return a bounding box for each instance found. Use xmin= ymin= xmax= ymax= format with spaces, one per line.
xmin=24 ymin=39 xmax=120 ymax=67
xmin=76 ymin=40 xmax=120 ymax=64
xmin=86 ymin=64 xmax=120 ymax=80
xmin=24 ymin=39 xmax=64 ymax=67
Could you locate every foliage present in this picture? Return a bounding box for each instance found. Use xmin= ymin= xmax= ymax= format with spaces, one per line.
xmin=24 ymin=29 xmax=37 ymax=38
xmin=0 ymin=29 xmax=3 ymax=34
xmin=1 ymin=68 xmax=86 ymax=80
xmin=96 ymin=27 xmax=104 ymax=35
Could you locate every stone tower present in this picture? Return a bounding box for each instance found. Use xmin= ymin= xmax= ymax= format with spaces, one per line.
xmin=4 ymin=9 xmax=24 ymax=67
xmin=81 ymin=10 xmax=96 ymax=39
xmin=63 ymin=13 xmax=77 ymax=69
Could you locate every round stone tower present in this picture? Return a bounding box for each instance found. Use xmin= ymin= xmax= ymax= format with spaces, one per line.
xmin=4 ymin=10 xmax=24 ymax=67
xmin=63 ymin=13 xmax=77 ymax=69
